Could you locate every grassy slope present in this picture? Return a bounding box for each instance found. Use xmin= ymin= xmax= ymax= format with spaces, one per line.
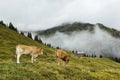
xmin=0 ymin=24 xmax=120 ymax=80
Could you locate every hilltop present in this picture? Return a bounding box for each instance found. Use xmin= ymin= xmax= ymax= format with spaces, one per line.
xmin=37 ymin=22 xmax=120 ymax=38
xmin=0 ymin=23 xmax=120 ymax=80
xmin=37 ymin=22 xmax=94 ymax=36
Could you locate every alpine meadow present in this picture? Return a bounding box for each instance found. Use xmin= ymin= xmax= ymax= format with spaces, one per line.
xmin=1 ymin=0 xmax=120 ymax=80
xmin=0 ymin=21 xmax=120 ymax=80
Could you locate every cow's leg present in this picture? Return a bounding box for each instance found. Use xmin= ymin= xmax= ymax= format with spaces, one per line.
xmin=31 ymin=56 xmax=34 ymax=63
xmin=34 ymin=57 xmax=36 ymax=61
xmin=32 ymin=55 xmax=37 ymax=63
xmin=17 ymin=53 xmax=21 ymax=63
xmin=56 ymin=57 xmax=60 ymax=65
xmin=33 ymin=56 xmax=37 ymax=62
xmin=64 ymin=60 xmax=68 ymax=66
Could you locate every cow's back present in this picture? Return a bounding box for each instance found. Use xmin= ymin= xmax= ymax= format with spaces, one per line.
xmin=16 ymin=44 xmax=37 ymax=55
xmin=16 ymin=44 xmax=43 ymax=63
xmin=56 ymin=49 xmax=68 ymax=58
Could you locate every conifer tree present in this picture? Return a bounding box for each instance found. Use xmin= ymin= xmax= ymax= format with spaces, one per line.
xmin=27 ymin=32 xmax=32 ymax=39
xmin=100 ymin=55 xmax=103 ymax=58
xmin=34 ymin=35 xmax=42 ymax=43
xmin=34 ymin=35 xmax=39 ymax=41
xmin=9 ymin=22 xmax=17 ymax=32
xmin=20 ymin=31 xmax=24 ymax=36
xmin=0 ymin=20 xmax=6 ymax=26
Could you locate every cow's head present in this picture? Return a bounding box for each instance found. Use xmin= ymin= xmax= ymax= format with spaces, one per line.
xmin=37 ymin=48 xmax=44 ymax=55
xmin=65 ymin=58 xmax=69 ymax=64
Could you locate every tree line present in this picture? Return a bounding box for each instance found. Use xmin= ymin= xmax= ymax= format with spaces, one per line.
xmin=1 ymin=20 xmax=120 ymax=63
xmin=0 ymin=20 xmax=42 ymax=43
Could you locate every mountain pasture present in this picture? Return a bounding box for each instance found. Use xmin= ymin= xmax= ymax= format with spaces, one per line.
xmin=0 ymin=24 xmax=120 ymax=80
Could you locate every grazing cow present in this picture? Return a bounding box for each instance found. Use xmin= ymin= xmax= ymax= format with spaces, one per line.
xmin=55 ymin=49 xmax=69 ymax=65
xmin=16 ymin=44 xmax=43 ymax=63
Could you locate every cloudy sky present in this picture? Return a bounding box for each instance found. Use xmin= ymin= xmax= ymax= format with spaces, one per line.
xmin=0 ymin=0 xmax=120 ymax=31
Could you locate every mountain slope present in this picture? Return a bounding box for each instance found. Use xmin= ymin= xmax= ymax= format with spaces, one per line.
xmin=0 ymin=24 xmax=46 ymax=62
xmin=37 ymin=22 xmax=120 ymax=38
xmin=0 ymin=24 xmax=120 ymax=80
xmin=36 ymin=22 xmax=120 ymax=59
xmin=37 ymin=22 xmax=95 ymax=36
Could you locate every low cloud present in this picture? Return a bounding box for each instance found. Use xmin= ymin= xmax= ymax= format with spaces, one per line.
xmin=0 ymin=0 xmax=120 ymax=31
xmin=41 ymin=25 xmax=120 ymax=58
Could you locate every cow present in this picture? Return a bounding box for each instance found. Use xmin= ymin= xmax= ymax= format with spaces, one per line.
xmin=55 ymin=49 xmax=69 ymax=65
xmin=16 ymin=44 xmax=43 ymax=63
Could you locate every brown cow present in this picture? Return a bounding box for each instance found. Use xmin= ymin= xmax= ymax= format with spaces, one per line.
xmin=55 ymin=49 xmax=69 ymax=65
xmin=16 ymin=44 xmax=43 ymax=63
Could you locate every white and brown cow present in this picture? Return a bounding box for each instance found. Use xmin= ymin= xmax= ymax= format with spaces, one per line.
xmin=16 ymin=44 xmax=43 ymax=63
xmin=55 ymin=49 xmax=69 ymax=65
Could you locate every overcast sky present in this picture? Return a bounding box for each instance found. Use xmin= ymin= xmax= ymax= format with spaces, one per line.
xmin=0 ymin=0 xmax=120 ymax=31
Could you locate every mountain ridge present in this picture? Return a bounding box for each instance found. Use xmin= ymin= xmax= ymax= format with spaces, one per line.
xmin=36 ymin=22 xmax=120 ymax=38
xmin=35 ymin=22 xmax=120 ymax=59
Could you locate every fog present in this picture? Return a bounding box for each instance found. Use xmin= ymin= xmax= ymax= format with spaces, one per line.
xmin=40 ymin=25 xmax=120 ymax=58
xmin=0 ymin=0 xmax=120 ymax=31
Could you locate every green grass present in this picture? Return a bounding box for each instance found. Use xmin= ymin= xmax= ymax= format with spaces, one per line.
xmin=0 ymin=24 xmax=120 ymax=80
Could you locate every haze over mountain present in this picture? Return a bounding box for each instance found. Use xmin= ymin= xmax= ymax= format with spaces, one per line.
xmin=36 ymin=22 xmax=120 ymax=58
xmin=0 ymin=0 xmax=120 ymax=31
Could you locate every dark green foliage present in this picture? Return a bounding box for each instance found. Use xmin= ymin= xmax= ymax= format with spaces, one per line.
xmin=46 ymin=44 xmax=51 ymax=47
xmin=94 ymin=55 xmax=96 ymax=57
xmin=37 ymin=22 xmax=95 ymax=36
xmin=112 ymin=57 xmax=120 ymax=63
xmin=38 ymin=38 xmax=42 ymax=43
xmin=20 ymin=31 xmax=24 ymax=36
xmin=9 ymin=22 xmax=17 ymax=32
xmin=115 ymin=57 xmax=119 ymax=62
xmin=72 ymin=51 xmax=75 ymax=54
xmin=27 ymin=32 xmax=32 ymax=39
xmin=0 ymin=20 xmax=6 ymax=27
xmin=92 ymin=54 xmax=96 ymax=58
xmin=34 ymin=35 xmax=39 ymax=41
xmin=38 ymin=22 xmax=120 ymax=39
xmin=98 ymin=23 xmax=120 ymax=38
xmin=100 ymin=55 xmax=103 ymax=58
xmin=83 ymin=54 xmax=87 ymax=57
xmin=44 ymin=43 xmax=47 ymax=45
xmin=34 ymin=35 xmax=42 ymax=43
xmin=56 ymin=46 xmax=60 ymax=49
